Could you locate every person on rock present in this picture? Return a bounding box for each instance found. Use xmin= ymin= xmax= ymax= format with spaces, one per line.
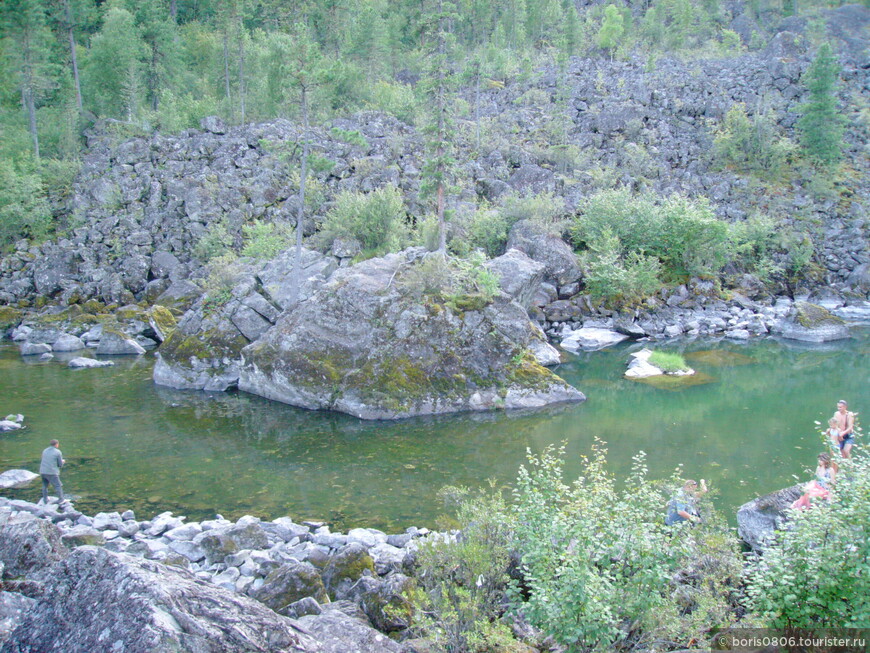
xmin=833 ymin=400 xmax=856 ymax=459
xmin=39 ymin=439 xmax=67 ymax=508
xmin=791 ymin=452 xmax=835 ymax=510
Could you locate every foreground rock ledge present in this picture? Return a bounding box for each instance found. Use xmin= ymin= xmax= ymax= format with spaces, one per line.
xmin=239 ymin=250 xmax=584 ymax=419
xmin=1 ymin=546 xmax=317 ymax=653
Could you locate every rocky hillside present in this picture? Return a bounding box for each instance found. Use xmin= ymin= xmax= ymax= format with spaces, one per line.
xmin=0 ymin=6 xmax=867 ymax=310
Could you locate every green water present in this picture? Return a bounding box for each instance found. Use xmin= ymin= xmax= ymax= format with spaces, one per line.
xmin=1 ymin=330 xmax=867 ymax=531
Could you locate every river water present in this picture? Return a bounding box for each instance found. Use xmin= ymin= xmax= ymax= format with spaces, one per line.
xmin=1 ymin=330 xmax=867 ymax=531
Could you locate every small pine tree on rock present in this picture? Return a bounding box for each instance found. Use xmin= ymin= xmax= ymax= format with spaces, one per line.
xmin=797 ymin=43 xmax=844 ymax=167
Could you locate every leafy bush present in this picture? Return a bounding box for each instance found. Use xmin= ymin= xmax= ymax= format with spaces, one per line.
xmin=241 ymin=220 xmax=294 ymax=259
xmin=454 ymin=205 xmax=511 ymax=258
xmin=367 ymin=80 xmax=418 ymax=124
xmin=713 ymin=103 xmax=796 ymax=180
xmin=320 ymin=185 xmax=409 ymax=256
xmin=501 ymin=192 xmax=566 ymax=233
xmin=329 ymin=127 xmax=369 ymax=149
xmin=572 ymin=189 xmax=730 ymax=280
xmin=649 ymin=351 xmax=690 ymax=373
xmin=510 ymin=443 xmax=741 ymax=651
xmin=583 ymin=228 xmax=662 ymax=305
xmin=746 ymin=454 xmax=870 ymax=627
xmin=407 ymin=486 xmax=523 ymax=652
xmin=193 ymin=220 xmax=233 ymax=262
xmin=400 ymin=251 xmax=501 ymax=312
xmin=0 ymin=160 xmax=52 ymax=249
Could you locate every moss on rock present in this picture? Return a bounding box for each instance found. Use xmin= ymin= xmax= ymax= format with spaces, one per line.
xmin=0 ymin=306 xmax=23 ymax=331
xmin=794 ymin=302 xmax=845 ymax=329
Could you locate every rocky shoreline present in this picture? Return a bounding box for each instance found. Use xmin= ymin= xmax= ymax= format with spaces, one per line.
xmin=0 ymin=476 xmax=808 ymax=652
xmin=0 ymin=494 xmax=436 ymax=651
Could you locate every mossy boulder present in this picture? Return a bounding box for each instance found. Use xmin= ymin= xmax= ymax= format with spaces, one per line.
xmin=775 ymin=302 xmax=850 ymax=342
xmin=146 ymin=305 xmax=177 ymax=342
xmin=249 ymin=560 xmax=329 ymax=611
xmin=0 ymin=306 xmax=23 ymax=332
xmin=239 ymin=249 xmax=584 ymax=419
xmin=322 ymin=543 xmax=376 ymax=597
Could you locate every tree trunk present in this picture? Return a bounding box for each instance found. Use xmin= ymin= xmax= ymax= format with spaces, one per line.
xmin=64 ymin=0 xmax=83 ymax=112
xmin=223 ymin=31 xmax=232 ymax=106
xmin=290 ymin=84 xmax=310 ymax=307
xmin=24 ymin=87 xmax=40 ymax=160
xmin=170 ymin=0 xmax=178 ymax=20
xmin=237 ymin=13 xmax=246 ymax=124
xmin=151 ymin=43 xmax=160 ymax=111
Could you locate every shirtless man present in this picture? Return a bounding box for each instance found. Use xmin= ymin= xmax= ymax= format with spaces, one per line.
xmin=833 ymin=400 xmax=856 ymax=459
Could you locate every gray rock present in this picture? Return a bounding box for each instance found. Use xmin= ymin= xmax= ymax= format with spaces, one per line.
xmin=0 ymin=592 xmax=36 ymax=647
xmin=51 ymin=334 xmax=86 ymax=352
xmin=193 ymin=524 xmax=270 ymax=564
xmin=774 ymin=302 xmax=851 ymax=342
xmin=91 ymin=512 xmax=123 ymax=531
xmin=95 ymin=331 xmax=146 ymax=355
xmin=249 ymin=560 xmax=328 ymax=611
xmin=67 ymin=357 xmax=114 ymax=369
xmin=1 ymin=547 xmax=317 ymax=652
xmin=150 ymin=251 xmax=181 ymax=279
xmin=19 ymin=343 xmax=52 ymax=356
xmin=296 ymin=602 xmax=402 ymax=652
xmin=282 ymin=596 xmax=323 ymax=619
xmin=60 ymin=525 xmax=106 ymax=548
xmin=322 ymin=543 xmax=375 ymax=596
xmin=507 ymin=220 xmax=581 ymax=286
xmin=0 ymin=520 xmax=67 ymax=579
xmin=200 ymin=115 xmax=227 ymax=134
xmin=561 ymin=327 xmax=628 ymax=352
xmin=737 ymin=485 xmax=803 ymax=553
xmin=239 ymin=250 xmax=583 ymax=419
xmin=484 ymin=248 xmax=545 ymax=310
xmin=256 ymin=247 xmax=338 ymax=311
xmin=0 ymin=471 xmax=38 ymax=490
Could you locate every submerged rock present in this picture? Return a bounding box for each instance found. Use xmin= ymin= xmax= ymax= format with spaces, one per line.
xmin=68 ymin=357 xmax=114 ymax=369
xmin=239 ymin=250 xmax=584 ymax=419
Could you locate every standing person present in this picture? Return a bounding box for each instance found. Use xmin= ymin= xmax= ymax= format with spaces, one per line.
xmin=824 ymin=417 xmax=841 ymax=453
xmin=39 ymin=439 xmax=66 ymax=506
xmin=665 ymin=479 xmax=708 ymax=526
xmin=833 ymin=400 xmax=856 ymax=459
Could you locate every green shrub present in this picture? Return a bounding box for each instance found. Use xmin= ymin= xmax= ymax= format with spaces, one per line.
xmin=648 ymin=351 xmax=691 ymax=373
xmin=399 ymin=251 xmax=500 ymax=312
xmin=746 ymin=454 xmax=870 ymax=627
xmin=193 ymin=220 xmax=233 ymax=262
xmin=241 ymin=220 xmax=294 ymax=259
xmin=406 ymin=485 xmax=523 ymax=652
xmin=713 ymin=103 xmax=796 ymax=180
xmin=573 ymin=189 xmax=730 ymax=280
xmin=797 ymin=43 xmax=844 ymax=167
xmin=320 ymin=185 xmax=409 ymax=255
xmin=456 ymin=205 xmax=512 ymax=258
xmin=329 ymin=127 xmax=369 ymax=149
xmin=500 ymin=192 xmax=566 ymax=233
xmin=0 ymin=160 xmax=52 ymax=249
xmin=510 ymin=443 xmax=741 ymax=651
xmin=367 ymin=80 xmax=418 ymax=124
xmin=583 ymin=228 xmax=662 ymax=305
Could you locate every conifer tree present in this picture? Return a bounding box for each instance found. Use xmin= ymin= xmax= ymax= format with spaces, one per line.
xmin=420 ymin=0 xmax=458 ymax=253
xmin=1 ymin=0 xmax=59 ymax=158
xmin=797 ymin=43 xmax=844 ymax=167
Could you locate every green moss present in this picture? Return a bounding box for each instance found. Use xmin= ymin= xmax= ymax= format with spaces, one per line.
xmin=505 ymin=352 xmax=559 ymax=391
xmin=160 ymin=327 xmax=248 ymax=362
xmin=81 ymin=300 xmax=105 ymax=315
xmin=116 ymin=305 xmax=146 ymax=321
xmin=33 ymin=305 xmax=83 ymax=325
xmin=33 ymin=296 xmax=49 ymax=308
xmin=0 ymin=306 xmax=22 ymax=331
xmin=794 ymin=302 xmax=844 ymax=329
xmin=648 ymin=350 xmax=691 ymax=373
xmin=147 ymin=305 xmax=178 ymax=339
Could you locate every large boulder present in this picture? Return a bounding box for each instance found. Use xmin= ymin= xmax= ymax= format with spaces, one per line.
xmin=0 ymin=546 xmax=317 ymax=653
xmin=295 ymin=602 xmax=402 ymax=653
xmin=773 ymin=302 xmax=851 ymax=342
xmin=484 ymin=249 xmax=545 ymax=311
xmin=506 ymin=220 xmax=581 ymax=287
xmin=0 ymin=519 xmax=68 ymax=579
xmin=191 ymin=523 xmax=270 ymax=565
xmin=239 ymin=250 xmax=584 ymax=419
xmin=736 ymin=485 xmax=803 ymax=553
xmin=560 ymin=327 xmax=629 ymax=352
